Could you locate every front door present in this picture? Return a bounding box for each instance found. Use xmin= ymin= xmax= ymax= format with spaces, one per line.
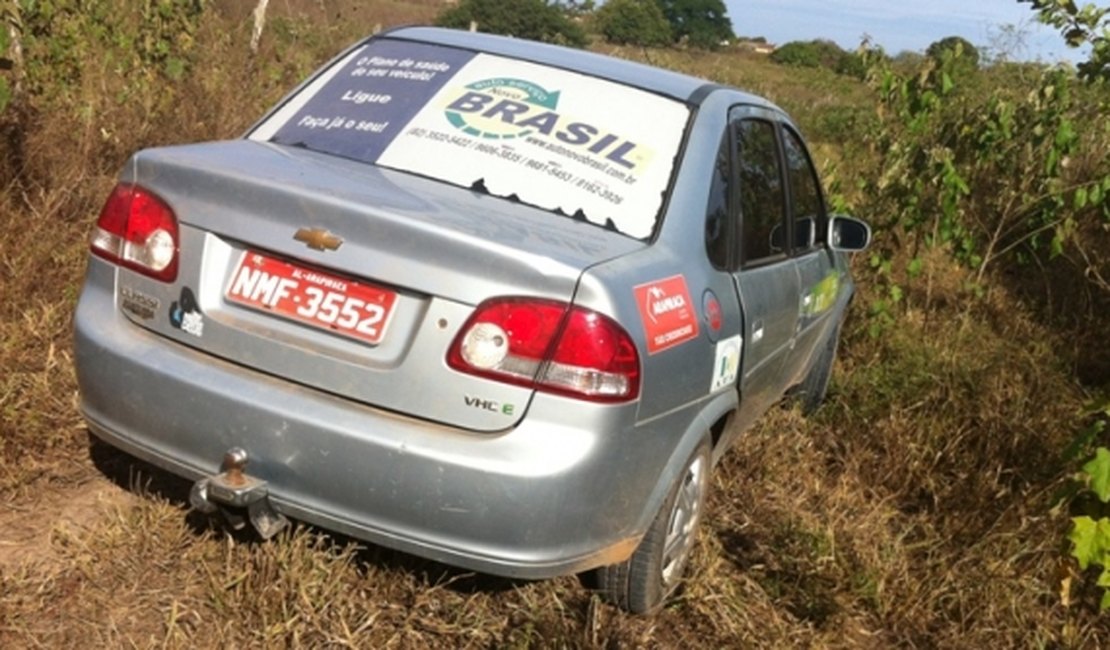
xmin=779 ymin=124 xmax=839 ymax=385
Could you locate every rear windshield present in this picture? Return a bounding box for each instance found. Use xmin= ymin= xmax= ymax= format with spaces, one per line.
xmin=249 ymin=37 xmax=692 ymax=240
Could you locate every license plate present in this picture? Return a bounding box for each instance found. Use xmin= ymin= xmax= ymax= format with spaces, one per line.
xmin=225 ymin=251 xmax=397 ymax=345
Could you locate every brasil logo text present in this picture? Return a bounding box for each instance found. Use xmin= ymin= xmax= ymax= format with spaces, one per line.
xmin=444 ymin=77 xmax=647 ymax=170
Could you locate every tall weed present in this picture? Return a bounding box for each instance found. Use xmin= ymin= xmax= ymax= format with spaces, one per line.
xmin=1 ymin=2 xmax=1109 ymax=645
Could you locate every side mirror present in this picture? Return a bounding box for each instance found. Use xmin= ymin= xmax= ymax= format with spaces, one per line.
xmin=828 ymin=215 xmax=871 ymax=252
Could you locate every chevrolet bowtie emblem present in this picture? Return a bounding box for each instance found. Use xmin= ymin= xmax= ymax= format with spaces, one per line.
xmin=294 ymin=227 xmax=343 ymax=251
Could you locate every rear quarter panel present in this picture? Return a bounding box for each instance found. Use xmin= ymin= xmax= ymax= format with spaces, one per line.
xmin=575 ymin=90 xmax=742 ymax=439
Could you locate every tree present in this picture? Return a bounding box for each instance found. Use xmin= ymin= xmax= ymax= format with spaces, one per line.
xmin=557 ymin=0 xmax=596 ymax=17
xmin=770 ymin=39 xmax=866 ymax=78
xmin=892 ymin=50 xmax=926 ymax=70
xmin=1018 ymin=0 xmax=1110 ymax=81
xmin=926 ymin=36 xmax=981 ymax=71
xmin=982 ymin=22 xmax=1032 ymax=63
xmin=657 ymin=0 xmax=734 ymax=49
xmin=595 ymin=0 xmax=672 ymax=46
xmin=436 ymin=0 xmax=588 ymax=48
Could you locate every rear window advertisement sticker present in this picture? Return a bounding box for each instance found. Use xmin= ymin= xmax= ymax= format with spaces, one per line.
xmin=251 ymin=40 xmax=691 ymax=240
xmin=634 ymin=274 xmax=699 ymax=355
xmin=257 ymin=40 xmax=477 ymax=163
xmin=711 ymin=335 xmax=742 ymax=392
xmin=378 ymin=53 xmax=689 ymax=239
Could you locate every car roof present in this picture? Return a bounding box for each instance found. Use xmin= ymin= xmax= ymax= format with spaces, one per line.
xmin=383 ymin=26 xmax=773 ymax=109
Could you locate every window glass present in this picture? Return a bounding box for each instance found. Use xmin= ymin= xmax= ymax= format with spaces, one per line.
xmin=782 ymin=127 xmax=826 ymax=250
xmin=736 ymin=120 xmax=786 ymax=264
xmin=705 ymin=133 xmax=730 ymax=269
xmin=249 ymin=39 xmax=692 ymax=240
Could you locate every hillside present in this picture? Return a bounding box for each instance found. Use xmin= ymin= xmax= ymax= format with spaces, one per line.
xmin=2 ymin=1 xmax=1109 ymax=646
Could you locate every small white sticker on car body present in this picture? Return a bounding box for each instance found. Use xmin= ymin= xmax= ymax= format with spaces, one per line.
xmin=711 ymin=335 xmax=742 ymax=392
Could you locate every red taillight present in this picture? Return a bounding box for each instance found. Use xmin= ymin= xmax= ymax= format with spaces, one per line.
xmin=447 ymin=298 xmax=641 ymax=402
xmin=90 ymin=183 xmax=179 ymax=282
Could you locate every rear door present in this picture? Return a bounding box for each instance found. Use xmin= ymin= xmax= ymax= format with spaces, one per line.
xmin=727 ymin=108 xmax=800 ymax=412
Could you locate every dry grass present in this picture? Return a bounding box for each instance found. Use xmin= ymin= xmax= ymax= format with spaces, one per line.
xmin=1 ymin=1 xmax=1109 ymax=647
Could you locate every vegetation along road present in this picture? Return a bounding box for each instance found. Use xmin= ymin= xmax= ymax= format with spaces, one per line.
xmin=1 ymin=0 xmax=1108 ymax=646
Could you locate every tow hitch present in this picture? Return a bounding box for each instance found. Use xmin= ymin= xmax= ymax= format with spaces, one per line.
xmin=189 ymin=447 xmax=289 ymax=539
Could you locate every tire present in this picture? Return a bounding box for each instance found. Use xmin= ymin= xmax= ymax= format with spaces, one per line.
xmin=796 ymin=321 xmax=840 ymax=416
xmin=595 ymin=437 xmax=712 ymax=614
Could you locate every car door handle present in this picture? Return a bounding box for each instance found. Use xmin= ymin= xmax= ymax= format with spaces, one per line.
xmin=751 ymin=319 xmax=764 ymax=343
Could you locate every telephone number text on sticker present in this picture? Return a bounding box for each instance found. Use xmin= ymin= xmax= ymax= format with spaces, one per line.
xmin=226 ymin=252 xmax=397 ymax=345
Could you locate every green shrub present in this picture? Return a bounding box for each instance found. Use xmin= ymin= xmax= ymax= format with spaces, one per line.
xmin=771 ymin=39 xmax=865 ymax=78
xmin=860 ymin=50 xmax=1110 ymax=273
xmin=1066 ymin=402 xmax=1110 ymax=609
xmin=435 ymin=0 xmax=587 ymax=48
xmin=595 ymin=0 xmax=671 ymax=47
xmin=16 ymin=0 xmax=205 ymax=106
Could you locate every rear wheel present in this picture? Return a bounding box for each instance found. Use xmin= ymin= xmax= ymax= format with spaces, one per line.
xmin=596 ymin=437 xmax=711 ymax=613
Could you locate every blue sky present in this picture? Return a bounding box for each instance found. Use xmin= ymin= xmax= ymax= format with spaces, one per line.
xmin=723 ymin=0 xmax=1090 ymax=63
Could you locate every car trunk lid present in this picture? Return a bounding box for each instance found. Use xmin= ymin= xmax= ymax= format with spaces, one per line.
xmin=116 ymin=140 xmax=645 ymax=431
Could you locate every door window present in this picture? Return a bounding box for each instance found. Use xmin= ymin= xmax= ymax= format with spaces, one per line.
xmin=705 ymin=134 xmax=731 ymax=270
xmin=782 ymin=127 xmax=826 ymax=251
xmin=736 ymin=119 xmax=787 ymax=266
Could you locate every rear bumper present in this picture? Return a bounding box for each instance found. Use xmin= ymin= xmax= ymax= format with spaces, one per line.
xmin=74 ymin=261 xmax=687 ymax=579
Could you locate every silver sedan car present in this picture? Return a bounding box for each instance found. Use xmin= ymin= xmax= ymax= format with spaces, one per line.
xmin=75 ymin=26 xmax=869 ymax=613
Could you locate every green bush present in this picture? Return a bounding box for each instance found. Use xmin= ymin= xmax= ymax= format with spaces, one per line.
xmin=771 ymin=39 xmax=865 ymax=78
xmin=16 ymin=0 xmax=205 ymax=106
xmin=1066 ymin=403 xmax=1110 ymax=609
xmin=595 ymin=0 xmax=671 ymax=47
xmin=435 ymin=0 xmax=587 ymax=48
xmin=855 ymin=47 xmax=1110 ymax=330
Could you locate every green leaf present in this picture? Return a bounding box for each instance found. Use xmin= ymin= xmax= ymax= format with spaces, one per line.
xmin=1075 ymin=187 xmax=1089 ymax=210
xmin=1056 ymin=119 xmax=1077 ymax=149
xmin=1046 ymin=148 xmax=1060 ymax=176
xmin=1092 ymin=184 xmax=1104 ymax=206
xmin=941 ymin=72 xmax=953 ymax=94
xmin=1083 ymin=447 xmax=1110 ymax=502
xmin=0 ymin=78 xmax=8 ymax=115
xmin=1100 ymin=516 xmax=1110 ymax=560
xmin=1101 ymin=588 xmax=1110 ymax=611
xmin=1050 ymin=232 xmax=1065 ymax=258
xmin=907 ymin=257 xmax=924 ymax=278
xmin=1071 ymin=516 xmax=1099 ymax=569
xmin=1063 ymin=419 xmax=1107 ymax=461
